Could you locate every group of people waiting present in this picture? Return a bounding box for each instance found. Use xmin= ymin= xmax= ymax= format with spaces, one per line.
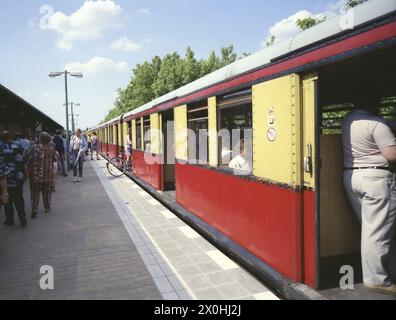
xmin=0 ymin=128 xmax=100 ymax=227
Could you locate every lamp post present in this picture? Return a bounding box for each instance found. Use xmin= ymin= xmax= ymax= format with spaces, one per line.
xmin=64 ymin=102 xmax=81 ymax=133
xmin=68 ymin=113 xmax=79 ymax=132
xmin=49 ymin=71 xmax=83 ymax=146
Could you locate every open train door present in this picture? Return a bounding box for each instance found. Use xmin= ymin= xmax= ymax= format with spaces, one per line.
xmin=301 ymin=73 xmax=320 ymax=289
xmin=162 ymin=109 xmax=175 ymax=191
xmin=301 ymin=72 xmax=360 ymax=290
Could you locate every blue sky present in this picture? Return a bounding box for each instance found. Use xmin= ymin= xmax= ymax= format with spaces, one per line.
xmin=0 ymin=0 xmax=345 ymax=129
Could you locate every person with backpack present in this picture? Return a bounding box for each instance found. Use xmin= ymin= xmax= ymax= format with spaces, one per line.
xmin=53 ymin=129 xmax=67 ymax=177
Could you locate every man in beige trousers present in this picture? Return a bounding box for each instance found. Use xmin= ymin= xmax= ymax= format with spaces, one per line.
xmin=342 ymin=95 xmax=396 ymax=296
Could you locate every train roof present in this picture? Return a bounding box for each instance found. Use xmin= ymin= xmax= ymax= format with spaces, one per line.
xmin=100 ymin=0 xmax=396 ymax=127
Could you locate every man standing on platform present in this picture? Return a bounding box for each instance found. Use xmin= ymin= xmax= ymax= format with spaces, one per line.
xmin=342 ymin=94 xmax=396 ymax=296
xmin=69 ymin=129 xmax=87 ymax=183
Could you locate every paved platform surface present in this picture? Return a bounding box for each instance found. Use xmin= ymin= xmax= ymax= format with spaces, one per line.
xmin=91 ymin=160 xmax=279 ymax=300
xmin=0 ymin=160 xmax=162 ymax=300
xmin=0 ymin=158 xmax=279 ymax=300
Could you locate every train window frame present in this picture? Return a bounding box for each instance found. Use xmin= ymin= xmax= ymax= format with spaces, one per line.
xmin=143 ymin=116 xmax=151 ymax=152
xmin=187 ymin=101 xmax=209 ymax=165
xmin=136 ymin=118 xmax=142 ymax=150
xmin=128 ymin=121 xmax=132 ymax=142
xmin=217 ymin=89 xmax=253 ymax=174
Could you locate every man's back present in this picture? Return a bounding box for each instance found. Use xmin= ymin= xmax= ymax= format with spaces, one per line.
xmin=341 ymin=109 xmax=396 ymax=168
xmin=53 ymin=135 xmax=65 ymax=154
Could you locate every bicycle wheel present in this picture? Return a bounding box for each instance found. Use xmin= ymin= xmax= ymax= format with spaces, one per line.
xmin=107 ymin=157 xmax=127 ymax=177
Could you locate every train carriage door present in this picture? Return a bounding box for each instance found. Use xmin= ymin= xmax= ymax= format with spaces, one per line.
xmin=302 ymin=73 xmax=319 ymax=288
xmin=162 ymin=109 xmax=175 ymax=191
xmin=252 ymin=74 xmax=303 ymax=282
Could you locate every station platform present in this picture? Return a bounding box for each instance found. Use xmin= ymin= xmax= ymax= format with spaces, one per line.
xmin=0 ymin=158 xmax=279 ymax=300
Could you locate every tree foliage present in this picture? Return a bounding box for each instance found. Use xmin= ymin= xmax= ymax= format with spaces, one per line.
xmin=346 ymin=0 xmax=368 ymax=8
xmin=266 ymin=35 xmax=276 ymax=47
xmin=296 ymin=16 xmax=327 ymax=30
xmin=105 ymin=45 xmax=240 ymax=121
xmin=295 ymin=0 xmax=368 ymax=33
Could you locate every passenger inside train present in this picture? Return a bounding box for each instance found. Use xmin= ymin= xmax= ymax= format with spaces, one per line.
xmin=317 ymin=46 xmax=396 ymax=293
xmin=229 ymin=139 xmax=252 ymax=175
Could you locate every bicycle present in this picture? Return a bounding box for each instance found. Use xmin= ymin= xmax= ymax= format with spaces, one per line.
xmin=106 ymin=149 xmax=132 ymax=177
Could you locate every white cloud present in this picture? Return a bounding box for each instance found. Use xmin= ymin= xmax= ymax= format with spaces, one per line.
xmin=47 ymin=0 xmax=124 ymax=50
xmin=42 ymin=91 xmax=58 ymax=99
xmin=261 ymin=1 xmax=345 ymax=48
xmin=326 ymin=0 xmax=347 ymax=13
xmin=65 ymin=56 xmax=128 ymax=75
xmin=110 ymin=36 xmax=142 ymax=52
xmin=28 ymin=18 xmax=37 ymax=28
xmin=138 ymin=8 xmax=150 ymax=15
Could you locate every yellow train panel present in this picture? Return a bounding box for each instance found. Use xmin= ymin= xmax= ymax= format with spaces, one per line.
xmin=140 ymin=117 xmax=144 ymax=151
xmin=208 ymin=97 xmax=218 ymax=167
xmin=118 ymin=123 xmax=123 ymax=147
xmin=132 ymin=119 xmax=137 ymax=149
xmin=302 ymin=74 xmax=318 ymax=189
xmin=174 ymin=105 xmax=188 ymax=161
xmin=150 ymin=113 xmax=161 ymax=155
xmin=252 ymin=74 xmax=301 ymax=187
xmin=122 ymin=122 xmax=128 ymax=147
xmin=114 ymin=124 xmax=118 ymax=146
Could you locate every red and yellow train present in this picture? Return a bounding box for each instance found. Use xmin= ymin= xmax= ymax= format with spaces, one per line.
xmin=88 ymin=0 xmax=396 ymax=299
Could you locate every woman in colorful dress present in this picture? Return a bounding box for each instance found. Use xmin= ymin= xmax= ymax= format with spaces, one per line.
xmin=27 ymin=132 xmax=59 ymax=218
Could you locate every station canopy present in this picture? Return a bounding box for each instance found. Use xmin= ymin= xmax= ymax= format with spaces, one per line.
xmin=0 ymin=83 xmax=63 ymax=135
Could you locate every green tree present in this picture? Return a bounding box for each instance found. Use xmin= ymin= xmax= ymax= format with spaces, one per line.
xmin=180 ymin=47 xmax=201 ymax=86
xmin=125 ymin=56 xmax=162 ymax=109
xmin=152 ymin=52 xmax=183 ymax=97
xmin=296 ymin=16 xmax=326 ymax=30
xmin=346 ymin=0 xmax=368 ymax=8
xmin=200 ymin=51 xmax=220 ymax=77
xmin=266 ymin=35 xmax=276 ymax=47
xmin=104 ymin=45 xmax=240 ymax=121
xmin=219 ymin=45 xmax=238 ymax=67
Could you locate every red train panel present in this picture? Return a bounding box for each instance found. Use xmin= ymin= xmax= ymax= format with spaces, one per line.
xmin=132 ymin=150 xmax=163 ymax=191
xmin=101 ymin=142 xmax=108 ymax=155
xmin=175 ymin=163 xmax=302 ymax=282
xmin=108 ymin=143 xmax=118 ymax=158
xmin=303 ymin=190 xmax=316 ymax=288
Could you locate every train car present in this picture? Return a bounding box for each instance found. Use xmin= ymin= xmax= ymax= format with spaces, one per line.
xmin=95 ymin=0 xmax=396 ymax=299
xmin=97 ymin=116 xmax=123 ymax=158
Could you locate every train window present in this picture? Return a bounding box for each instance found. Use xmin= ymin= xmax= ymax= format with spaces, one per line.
xmin=136 ymin=118 xmax=142 ymax=150
xmin=143 ymin=116 xmax=151 ymax=152
xmin=320 ymin=97 xmax=396 ymax=135
xmin=320 ymin=103 xmax=353 ymax=135
xmin=187 ymin=102 xmax=209 ymax=164
xmin=218 ymin=89 xmax=253 ymax=173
